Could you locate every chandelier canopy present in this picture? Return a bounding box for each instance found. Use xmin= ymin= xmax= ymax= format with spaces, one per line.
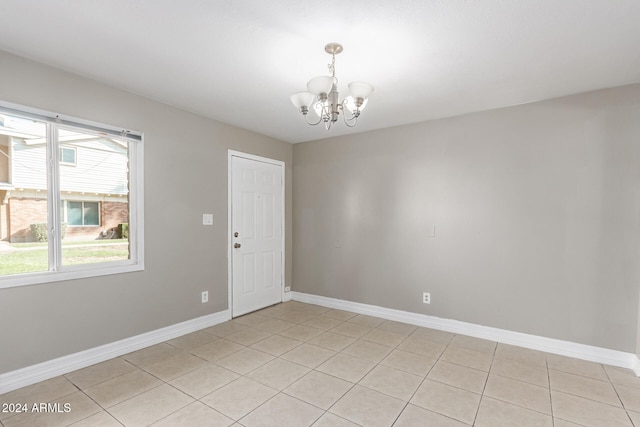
xmin=290 ymin=43 xmax=374 ymax=130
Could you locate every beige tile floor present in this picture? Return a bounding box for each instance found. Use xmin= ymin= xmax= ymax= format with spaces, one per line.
xmin=1 ymin=301 xmax=639 ymax=426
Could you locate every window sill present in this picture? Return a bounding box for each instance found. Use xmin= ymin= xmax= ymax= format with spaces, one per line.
xmin=0 ymin=261 xmax=144 ymax=289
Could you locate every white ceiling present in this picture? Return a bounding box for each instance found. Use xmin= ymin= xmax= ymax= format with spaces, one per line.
xmin=0 ymin=1 xmax=639 ymax=143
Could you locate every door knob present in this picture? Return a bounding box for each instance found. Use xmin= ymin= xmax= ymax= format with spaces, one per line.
xmin=234 ymin=243 xmax=241 ymax=248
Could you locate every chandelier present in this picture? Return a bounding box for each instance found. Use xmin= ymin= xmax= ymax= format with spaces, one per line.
xmin=290 ymin=43 xmax=374 ymax=130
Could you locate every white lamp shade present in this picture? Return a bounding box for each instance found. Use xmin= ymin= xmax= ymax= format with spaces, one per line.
xmin=290 ymin=91 xmax=316 ymax=109
xmin=348 ymin=81 xmax=374 ymax=100
xmin=307 ymin=76 xmax=335 ymax=96
xmin=344 ymin=96 xmax=369 ymax=113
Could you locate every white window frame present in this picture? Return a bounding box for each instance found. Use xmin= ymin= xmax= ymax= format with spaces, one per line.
xmin=0 ymin=101 xmax=144 ymax=289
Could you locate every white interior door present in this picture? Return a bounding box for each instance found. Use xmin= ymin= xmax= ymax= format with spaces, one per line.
xmin=230 ymin=154 xmax=284 ymax=317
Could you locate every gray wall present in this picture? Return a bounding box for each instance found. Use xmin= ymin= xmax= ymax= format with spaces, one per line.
xmin=293 ymin=85 xmax=640 ymax=354
xmin=0 ymin=50 xmax=293 ymax=374
xmin=1 ymin=47 xmax=639 ymax=375
xmin=637 ymin=292 xmax=640 ymax=358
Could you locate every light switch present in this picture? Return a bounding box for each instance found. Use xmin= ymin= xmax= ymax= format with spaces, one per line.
xmin=202 ymin=213 xmax=214 ymax=225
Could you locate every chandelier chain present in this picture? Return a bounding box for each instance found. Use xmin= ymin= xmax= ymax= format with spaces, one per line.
xmin=328 ymin=53 xmax=336 ymax=78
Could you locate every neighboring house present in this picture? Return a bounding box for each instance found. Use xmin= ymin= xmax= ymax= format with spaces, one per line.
xmin=0 ymin=114 xmax=129 ymax=242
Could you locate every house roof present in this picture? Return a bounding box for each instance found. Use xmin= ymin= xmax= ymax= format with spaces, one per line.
xmin=0 ymin=1 xmax=639 ymax=144
xmin=0 ymin=115 xmax=45 ymax=141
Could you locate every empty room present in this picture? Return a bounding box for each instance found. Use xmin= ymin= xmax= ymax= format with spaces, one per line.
xmin=0 ymin=1 xmax=639 ymax=426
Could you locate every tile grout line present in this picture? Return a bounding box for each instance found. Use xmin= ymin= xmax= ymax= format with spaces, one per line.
xmin=292 ymin=310 xmax=406 ymax=425
xmin=393 ymin=331 xmax=466 ymax=425
xmin=395 ymin=345 xmax=443 ymax=425
xmin=604 ymin=362 xmax=638 ymax=425
xmin=231 ymin=306 xmax=355 ymax=426
xmin=470 ymin=341 xmax=498 ymax=426
xmin=4 ymin=301 xmax=640 ymax=427
xmin=205 ymin=305 xmax=340 ymax=426
xmin=321 ymin=324 xmax=408 ymax=427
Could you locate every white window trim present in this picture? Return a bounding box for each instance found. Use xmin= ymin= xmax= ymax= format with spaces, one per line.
xmin=0 ymin=101 xmax=144 ymax=289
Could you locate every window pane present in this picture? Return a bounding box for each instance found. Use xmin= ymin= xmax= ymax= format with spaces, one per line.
xmin=67 ymin=201 xmax=82 ymax=226
xmin=0 ymin=114 xmax=49 ymax=275
xmin=61 ymin=147 xmax=75 ymax=164
xmin=59 ymin=130 xmax=130 ymax=266
xmin=0 ymin=104 xmax=141 ymax=286
xmin=83 ymin=202 xmax=99 ymax=225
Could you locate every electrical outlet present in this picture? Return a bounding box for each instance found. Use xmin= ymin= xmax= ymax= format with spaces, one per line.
xmin=284 ymin=286 xmax=291 ymax=292
xmin=201 ymin=291 xmax=209 ymax=303
xmin=423 ymin=292 xmax=430 ymax=304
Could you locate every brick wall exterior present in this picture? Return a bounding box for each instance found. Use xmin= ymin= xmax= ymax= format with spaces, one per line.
xmin=6 ymin=197 xmax=129 ymax=242
xmin=7 ymin=197 xmax=48 ymax=242
xmin=101 ymin=201 xmax=129 ymax=233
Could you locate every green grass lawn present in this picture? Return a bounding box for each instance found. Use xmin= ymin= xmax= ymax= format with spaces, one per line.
xmin=0 ymin=250 xmax=49 ymax=274
xmin=0 ymin=243 xmax=129 ymax=275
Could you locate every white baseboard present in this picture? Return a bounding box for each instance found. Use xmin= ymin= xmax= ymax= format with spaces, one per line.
xmin=3 ymin=294 xmax=638 ymax=395
xmin=291 ymin=292 xmax=640 ymax=376
xmin=0 ymin=310 xmax=231 ymax=395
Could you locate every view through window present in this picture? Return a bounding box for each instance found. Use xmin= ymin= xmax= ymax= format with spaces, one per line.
xmin=0 ymin=109 xmax=140 ymax=281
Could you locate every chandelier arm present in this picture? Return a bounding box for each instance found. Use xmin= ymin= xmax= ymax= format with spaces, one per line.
xmin=343 ymin=110 xmax=358 ymax=121
xmin=343 ymin=113 xmax=358 ymax=128
xmin=304 ymin=100 xmax=333 ymax=126
xmin=340 ymin=100 xmax=360 ymax=126
xmin=304 ymin=113 xmax=323 ymax=126
xmin=320 ymin=106 xmax=330 ymax=123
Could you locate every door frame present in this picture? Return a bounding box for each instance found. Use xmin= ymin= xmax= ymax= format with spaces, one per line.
xmin=227 ymin=150 xmax=285 ymax=318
